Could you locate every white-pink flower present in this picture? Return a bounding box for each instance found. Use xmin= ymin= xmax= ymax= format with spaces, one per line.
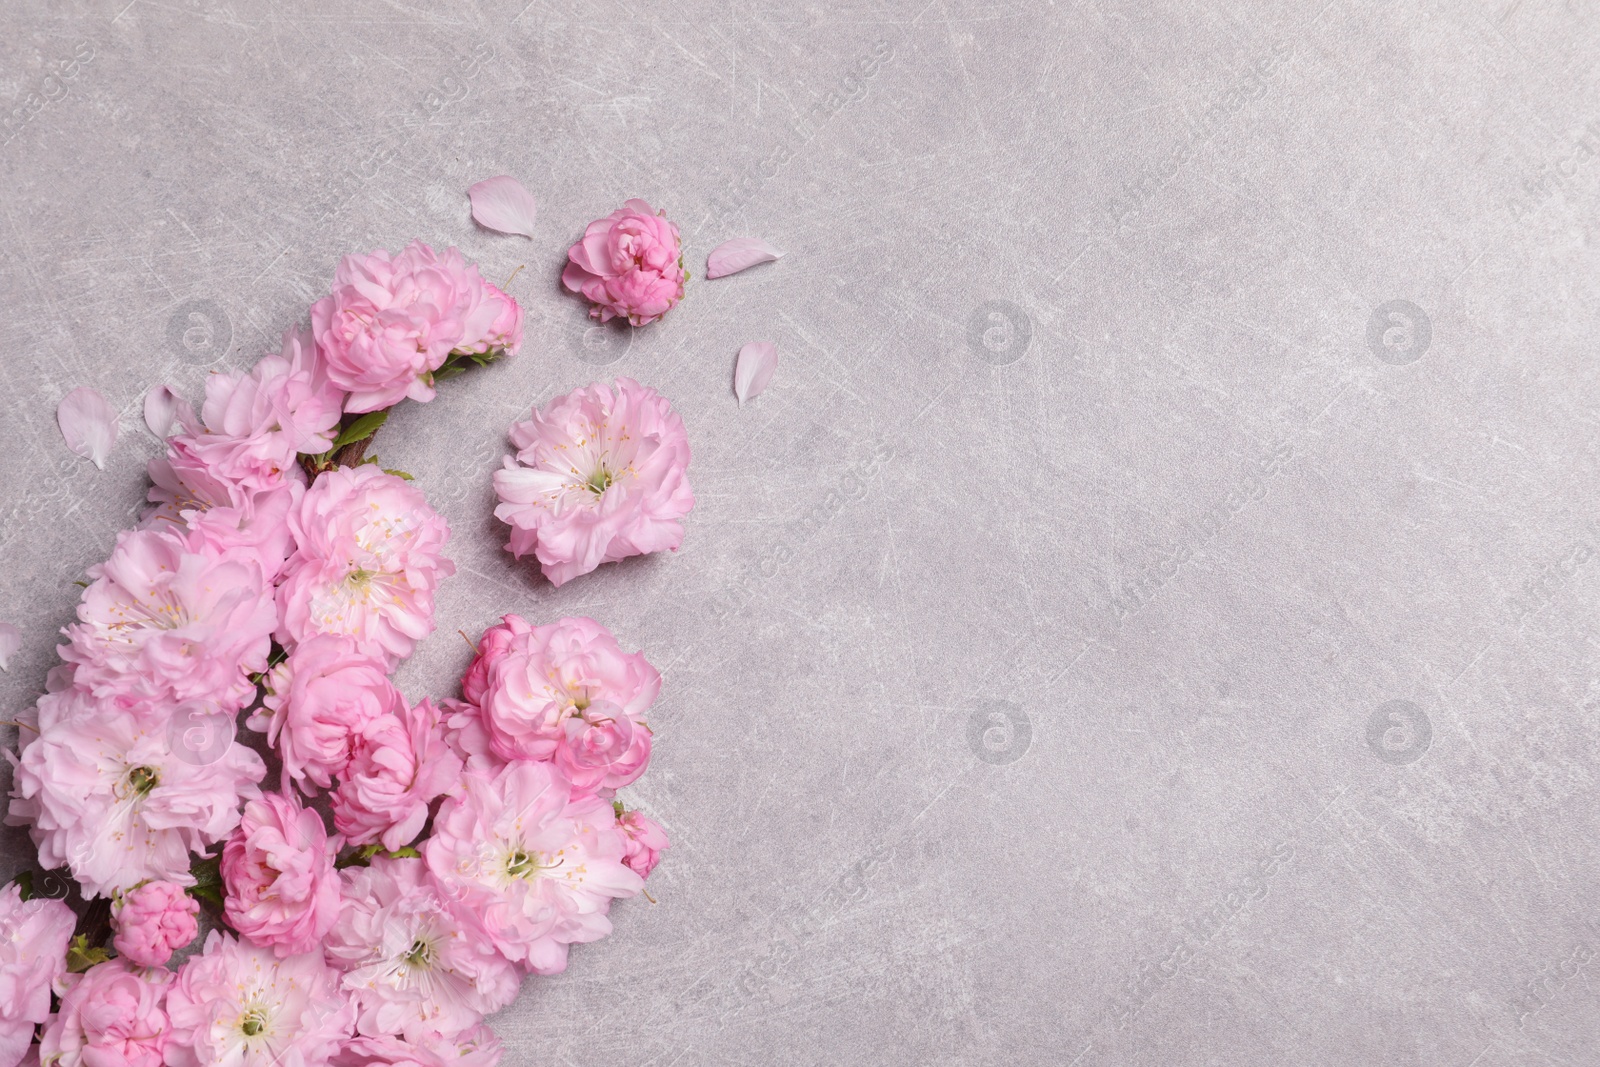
xmin=0 ymin=883 xmax=75 ymax=1067
xmin=493 ymin=378 xmax=693 ymax=586
xmin=311 ymin=241 xmax=521 ymax=414
xmin=423 ymin=760 xmax=641 ymax=975
xmin=326 ymin=857 xmax=517 ymax=1042
xmin=472 ymin=616 xmax=658 ymax=798
xmin=277 ymin=464 xmax=455 ymax=667
xmin=181 ymin=325 xmax=345 ymax=488
xmin=617 ymin=807 xmax=669 ymax=879
xmin=332 ymin=1027 xmax=503 ymax=1067
xmin=37 ymin=958 xmax=172 ymax=1067
xmin=62 ymin=526 xmax=276 ymax=711
xmin=332 ymin=699 xmax=463 ymax=852
xmin=251 ymin=634 xmax=401 ymax=794
xmin=165 ymin=932 xmax=355 ymax=1067
xmin=112 ymin=879 xmax=200 ymax=968
xmin=221 ymin=791 xmax=342 ymax=958
xmin=6 ymin=709 xmax=264 ymax=898
xmin=145 ymin=441 xmax=301 ymax=583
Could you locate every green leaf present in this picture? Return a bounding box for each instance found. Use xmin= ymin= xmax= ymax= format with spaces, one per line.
xmin=432 ymin=365 xmax=467 ymax=382
xmin=383 ymin=846 xmax=421 ymax=860
xmin=331 ymin=409 xmax=390 ymax=450
xmin=382 ymin=468 xmax=414 ymax=481
xmin=66 ymin=934 xmax=111 ymax=974
xmin=9 ymin=871 xmax=34 ymax=901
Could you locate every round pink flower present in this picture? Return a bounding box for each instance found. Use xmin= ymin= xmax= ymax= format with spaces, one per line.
xmin=251 ymin=634 xmax=400 ymax=793
xmin=332 ymin=699 xmax=463 ymax=852
xmin=616 ymin=807 xmax=668 ymax=879
xmin=437 ymin=699 xmax=504 ymax=779
xmin=459 ymin=615 xmax=533 ymax=709
xmin=145 ymin=443 xmax=301 ymax=583
xmin=472 ymin=616 xmax=658 ymax=797
xmin=0 ymin=884 xmax=75 ymax=1066
xmin=7 ymin=709 xmax=265 ymax=898
xmin=311 ymin=241 xmax=518 ymax=414
xmin=326 ymin=857 xmax=517 ymax=1042
xmin=113 ymin=880 xmax=200 ymax=968
xmin=423 ymin=760 xmax=642 ymax=975
xmin=165 ymin=932 xmax=355 ymax=1067
xmin=276 ymin=464 xmax=455 ymax=667
xmin=221 ymin=792 xmax=341 ymax=958
xmin=182 ymin=325 xmax=345 ymax=488
xmin=62 ymin=527 xmax=276 ymax=711
xmin=37 ymin=959 xmax=171 ymax=1067
xmin=493 ymin=378 xmax=693 ymax=586
xmin=561 ymin=199 xmax=687 ymax=325
xmin=332 ymin=1027 xmax=502 ymax=1067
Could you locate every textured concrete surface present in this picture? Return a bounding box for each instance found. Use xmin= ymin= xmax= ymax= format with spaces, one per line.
xmin=3 ymin=1 xmax=1600 ymax=1064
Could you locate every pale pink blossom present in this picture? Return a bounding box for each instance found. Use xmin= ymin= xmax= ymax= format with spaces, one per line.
xmin=493 ymin=378 xmax=693 ymax=586
xmin=62 ymin=526 xmax=276 ymax=711
xmin=326 ymin=857 xmax=517 ymax=1042
xmin=332 ymin=699 xmax=463 ymax=852
xmin=332 ymin=1027 xmax=502 ymax=1067
xmin=561 ymin=199 xmax=687 ymax=325
xmin=0 ymin=884 xmax=75 ymax=1067
xmin=277 ymin=464 xmax=455 ymax=667
xmin=311 ymin=242 xmax=519 ymax=414
xmin=472 ymin=616 xmax=658 ymax=797
xmin=423 ymin=760 xmax=642 ymax=975
xmin=179 ymin=325 xmax=345 ymax=488
xmin=221 ymin=791 xmax=342 ymax=958
xmin=6 ymin=710 xmax=264 ymax=898
xmin=437 ymin=700 xmax=504 ymax=779
xmin=250 ymin=634 xmax=400 ymax=793
xmin=165 ymin=932 xmax=355 ymax=1067
xmin=617 ymin=807 xmax=669 ymax=879
xmin=37 ymin=959 xmax=171 ymax=1067
xmin=144 ymin=441 xmax=301 ymax=582
xmin=112 ymin=880 xmax=200 ymax=968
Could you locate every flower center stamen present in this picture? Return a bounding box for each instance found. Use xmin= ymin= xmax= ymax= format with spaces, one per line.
xmin=240 ymin=1009 xmax=267 ymax=1037
xmin=124 ymin=765 xmax=159 ymax=798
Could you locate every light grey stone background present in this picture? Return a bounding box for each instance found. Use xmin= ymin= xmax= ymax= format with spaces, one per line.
xmin=3 ymin=0 xmax=1599 ymax=1063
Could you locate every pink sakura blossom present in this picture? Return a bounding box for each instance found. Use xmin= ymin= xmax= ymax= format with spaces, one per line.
xmin=61 ymin=526 xmax=276 ymax=712
xmin=423 ymin=760 xmax=642 ymax=975
xmin=0 ymin=884 xmax=75 ymax=1067
xmin=165 ymin=932 xmax=355 ymax=1067
xmin=144 ymin=441 xmax=301 ymax=583
xmin=332 ymin=1027 xmax=503 ymax=1067
xmin=617 ymin=807 xmax=669 ymax=879
xmin=112 ymin=879 xmax=200 ymax=967
xmin=311 ymin=241 xmax=521 ymax=414
xmin=561 ymin=199 xmax=687 ymax=326
xmin=179 ymin=325 xmax=345 ymax=489
xmin=276 ymin=464 xmax=455 ymax=668
xmin=493 ymin=378 xmax=693 ymax=587
xmin=251 ymin=634 xmax=401 ymax=793
xmin=332 ymin=698 xmax=463 ymax=852
xmin=6 ymin=709 xmax=264 ymax=898
xmin=326 ymin=857 xmax=517 ymax=1042
xmin=37 ymin=958 xmax=172 ymax=1067
xmin=437 ymin=699 xmax=504 ymax=779
xmin=221 ymin=791 xmax=342 ymax=958
xmin=471 ymin=615 xmax=658 ymax=798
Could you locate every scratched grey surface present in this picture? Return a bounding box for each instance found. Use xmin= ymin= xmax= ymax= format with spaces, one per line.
xmin=3 ymin=0 xmax=1600 ymax=1064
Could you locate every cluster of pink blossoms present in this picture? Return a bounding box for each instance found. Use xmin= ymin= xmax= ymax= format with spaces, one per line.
xmin=0 ymin=235 xmax=674 ymax=1067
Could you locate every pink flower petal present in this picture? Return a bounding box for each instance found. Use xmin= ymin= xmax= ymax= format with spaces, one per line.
xmin=706 ymin=237 xmax=785 ymax=280
xmin=57 ymin=386 xmax=119 ymax=469
xmin=734 ymin=341 xmax=778 ymax=405
xmin=469 ymin=176 xmax=538 ymax=239
xmin=142 ymin=385 xmax=191 ymax=438
xmin=0 ymin=622 xmax=18 ymax=672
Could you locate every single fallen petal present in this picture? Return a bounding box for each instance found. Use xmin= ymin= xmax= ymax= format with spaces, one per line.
xmin=57 ymin=386 xmax=119 ymax=469
xmin=706 ymin=237 xmax=785 ymax=280
xmin=0 ymin=623 xmax=18 ymax=672
xmin=734 ymin=341 xmax=778 ymax=405
xmin=142 ymin=385 xmax=191 ymax=438
xmin=469 ymin=175 xmax=538 ymax=239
